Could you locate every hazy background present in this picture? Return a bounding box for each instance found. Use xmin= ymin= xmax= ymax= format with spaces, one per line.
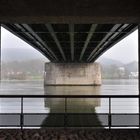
xmin=1 ymin=27 xmax=138 ymax=80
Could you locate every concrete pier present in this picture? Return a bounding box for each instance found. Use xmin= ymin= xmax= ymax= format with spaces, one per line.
xmin=44 ymin=62 xmax=101 ymax=86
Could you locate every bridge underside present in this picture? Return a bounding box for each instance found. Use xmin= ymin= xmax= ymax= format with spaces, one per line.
xmin=0 ymin=0 xmax=139 ymax=62
xmin=2 ymin=24 xmax=137 ymax=62
xmin=0 ymin=1 xmax=139 ymax=85
xmin=0 ymin=0 xmax=140 ymax=23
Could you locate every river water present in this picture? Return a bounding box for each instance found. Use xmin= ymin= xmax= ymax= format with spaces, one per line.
xmin=0 ymin=79 xmax=139 ymax=128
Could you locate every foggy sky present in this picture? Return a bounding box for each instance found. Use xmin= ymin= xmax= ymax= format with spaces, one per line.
xmin=98 ymin=29 xmax=138 ymax=63
xmin=1 ymin=27 xmax=138 ymax=63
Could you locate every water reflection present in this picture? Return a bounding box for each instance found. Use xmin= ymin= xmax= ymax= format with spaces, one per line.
xmin=0 ymin=80 xmax=138 ymax=127
xmin=44 ymin=86 xmax=101 ymax=113
xmin=44 ymin=86 xmax=101 ymax=95
xmin=41 ymin=86 xmax=103 ymax=127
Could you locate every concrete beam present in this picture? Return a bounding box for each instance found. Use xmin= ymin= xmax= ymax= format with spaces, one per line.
xmin=45 ymin=24 xmax=66 ymax=61
xmin=0 ymin=0 xmax=140 ymax=23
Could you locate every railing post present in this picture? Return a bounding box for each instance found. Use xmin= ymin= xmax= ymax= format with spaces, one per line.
xmin=64 ymin=97 xmax=67 ymax=128
xmin=20 ymin=97 xmax=23 ymax=130
xmin=0 ymin=24 xmax=1 ymax=82
xmin=138 ymin=25 xmax=140 ymax=129
xmin=109 ymin=97 xmax=111 ymax=129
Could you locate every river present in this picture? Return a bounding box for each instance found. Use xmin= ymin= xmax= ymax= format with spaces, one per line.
xmin=0 ymin=79 xmax=139 ymax=128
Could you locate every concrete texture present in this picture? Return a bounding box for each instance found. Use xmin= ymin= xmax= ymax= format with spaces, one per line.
xmin=0 ymin=0 xmax=140 ymax=23
xmin=44 ymin=62 xmax=101 ymax=85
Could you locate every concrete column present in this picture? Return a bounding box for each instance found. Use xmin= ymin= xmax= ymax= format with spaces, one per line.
xmin=44 ymin=62 xmax=101 ymax=86
xmin=0 ymin=24 xmax=1 ymax=82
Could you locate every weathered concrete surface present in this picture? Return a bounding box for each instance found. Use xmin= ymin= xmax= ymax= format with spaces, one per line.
xmin=44 ymin=63 xmax=101 ymax=85
xmin=0 ymin=0 xmax=140 ymax=23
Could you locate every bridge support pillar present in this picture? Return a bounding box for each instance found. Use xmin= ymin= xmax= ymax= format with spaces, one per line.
xmin=44 ymin=62 xmax=101 ymax=86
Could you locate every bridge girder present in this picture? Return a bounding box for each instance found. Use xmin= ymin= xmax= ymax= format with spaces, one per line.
xmin=2 ymin=24 xmax=137 ymax=62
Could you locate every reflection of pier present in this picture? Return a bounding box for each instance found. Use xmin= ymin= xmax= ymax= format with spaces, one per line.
xmin=42 ymin=86 xmax=102 ymax=127
xmin=44 ymin=86 xmax=101 ymax=110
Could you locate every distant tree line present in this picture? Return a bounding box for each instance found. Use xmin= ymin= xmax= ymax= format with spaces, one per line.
xmin=101 ymin=62 xmax=138 ymax=79
xmin=1 ymin=59 xmax=138 ymax=80
xmin=1 ymin=59 xmax=45 ymax=80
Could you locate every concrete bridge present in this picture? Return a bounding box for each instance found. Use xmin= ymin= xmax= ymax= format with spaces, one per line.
xmin=0 ymin=0 xmax=139 ymax=85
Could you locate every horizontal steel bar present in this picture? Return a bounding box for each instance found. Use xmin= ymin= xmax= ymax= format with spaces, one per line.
xmin=23 ymin=113 xmax=109 ymax=115
xmin=0 ymin=95 xmax=139 ymax=98
xmin=0 ymin=125 xmax=21 ymax=127
xmin=111 ymin=125 xmax=140 ymax=127
xmin=22 ymin=125 xmax=109 ymax=127
xmin=0 ymin=113 xmax=139 ymax=115
xmin=0 ymin=113 xmax=21 ymax=115
xmin=13 ymin=31 xmax=131 ymax=34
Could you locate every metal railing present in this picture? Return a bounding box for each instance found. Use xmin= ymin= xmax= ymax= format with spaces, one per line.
xmin=0 ymin=95 xmax=139 ymax=129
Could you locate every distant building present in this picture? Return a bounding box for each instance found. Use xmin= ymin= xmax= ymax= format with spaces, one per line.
xmin=118 ymin=67 xmax=126 ymax=78
xmin=6 ymin=71 xmax=26 ymax=80
xmin=129 ymin=72 xmax=138 ymax=79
